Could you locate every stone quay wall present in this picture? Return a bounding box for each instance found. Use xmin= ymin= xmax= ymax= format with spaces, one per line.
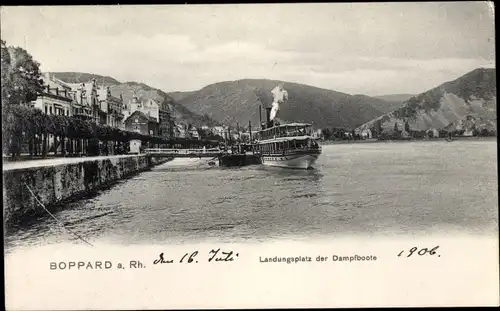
xmin=3 ymin=155 xmax=171 ymax=228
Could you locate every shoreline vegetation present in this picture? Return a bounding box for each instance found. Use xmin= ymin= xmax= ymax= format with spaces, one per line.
xmin=320 ymin=136 xmax=497 ymax=145
xmin=2 ymin=104 xmax=219 ymax=161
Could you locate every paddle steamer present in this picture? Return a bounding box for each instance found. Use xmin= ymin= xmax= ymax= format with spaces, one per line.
xmin=255 ymin=107 xmax=321 ymax=169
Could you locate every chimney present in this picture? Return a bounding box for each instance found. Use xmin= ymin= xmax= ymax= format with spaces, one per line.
xmin=249 ymin=120 xmax=252 ymax=142
xmin=265 ymin=107 xmax=272 ymax=128
xmin=259 ymin=105 xmax=263 ymax=130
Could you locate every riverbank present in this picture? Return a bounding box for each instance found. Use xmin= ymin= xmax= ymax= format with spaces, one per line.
xmin=2 ymin=154 xmax=143 ymax=171
xmin=2 ymin=154 xmax=172 ymax=229
xmin=321 ymin=136 xmax=497 ymax=145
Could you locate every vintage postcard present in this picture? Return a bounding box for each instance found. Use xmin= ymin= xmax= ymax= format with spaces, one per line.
xmin=2 ymin=3 xmax=498 ymax=310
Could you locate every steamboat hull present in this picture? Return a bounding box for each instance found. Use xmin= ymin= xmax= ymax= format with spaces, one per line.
xmin=261 ymin=150 xmax=321 ymax=169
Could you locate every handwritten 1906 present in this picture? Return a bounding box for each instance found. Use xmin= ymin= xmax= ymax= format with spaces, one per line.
xmin=398 ymin=246 xmax=440 ymax=258
xmin=153 ymin=248 xmax=239 ymax=265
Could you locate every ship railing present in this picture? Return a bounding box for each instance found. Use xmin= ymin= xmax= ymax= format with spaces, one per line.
xmin=259 ymin=146 xmax=321 ymax=155
xmin=286 ymin=146 xmax=321 ymax=153
xmin=144 ymin=148 xmax=221 ymax=155
xmin=260 ymin=131 xmax=312 ymax=140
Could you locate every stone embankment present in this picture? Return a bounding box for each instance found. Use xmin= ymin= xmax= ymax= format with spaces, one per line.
xmin=3 ymin=154 xmax=171 ymax=228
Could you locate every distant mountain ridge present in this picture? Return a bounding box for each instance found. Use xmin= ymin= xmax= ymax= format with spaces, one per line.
xmin=357 ymin=68 xmax=497 ymax=134
xmin=47 ymin=72 xmax=121 ymax=86
xmin=374 ymin=94 xmax=415 ymax=103
xmin=169 ymin=79 xmax=398 ymax=129
xmin=49 ymin=72 xmax=219 ymax=128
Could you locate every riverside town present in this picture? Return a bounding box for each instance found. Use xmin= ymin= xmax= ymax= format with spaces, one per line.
xmin=1 ymin=38 xmax=324 ymax=228
xmin=1 ymin=31 xmax=497 ymax=230
xmin=2 ymin=39 xmax=245 ymax=160
xmin=2 ymin=4 xmax=497 ymax=310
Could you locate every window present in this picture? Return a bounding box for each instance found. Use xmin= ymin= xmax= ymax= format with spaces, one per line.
xmin=45 ymin=106 xmax=48 ymax=114
xmin=49 ymin=106 xmax=53 ymax=114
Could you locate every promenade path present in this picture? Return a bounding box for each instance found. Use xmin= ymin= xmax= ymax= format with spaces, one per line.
xmin=2 ymin=154 xmax=140 ymax=171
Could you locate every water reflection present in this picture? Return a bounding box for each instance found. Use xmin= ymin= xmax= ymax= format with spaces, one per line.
xmin=4 ymin=141 xmax=498 ymax=251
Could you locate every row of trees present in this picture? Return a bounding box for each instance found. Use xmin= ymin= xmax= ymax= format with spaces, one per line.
xmin=186 ymin=124 xmax=225 ymax=142
xmin=393 ymin=121 xmax=411 ymax=133
xmin=321 ymin=118 xmax=497 ymax=142
xmin=1 ymin=39 xmax=43 ymax=108
xmin=1 ymin=39 xmax=219 ymax=159
xmin=321 ymin=127 xmax=363 ymax=140
xmin=3 ymin=104 xmax=199 ymax=158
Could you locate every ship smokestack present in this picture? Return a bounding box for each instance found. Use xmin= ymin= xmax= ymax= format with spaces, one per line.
xmin=265 ymin=107 xmax=272 ymax=128
xmin=259 ymin=105 xmax=263 ymax=129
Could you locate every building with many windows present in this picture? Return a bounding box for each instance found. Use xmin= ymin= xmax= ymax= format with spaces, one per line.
xmin=29 ymin=74 xmax=81 ymax=153
xmin=174 ymin=124 xmax=187 ymax=138
xmin=66 ymin=79 xmax=125 ymax=128
xmin=31 ymin=73 xmax=75 ymax=116
xmin=124 ymin=110 xmax=159 ymax=135
xmin=212 ymin=126 xmax=226 ymax=138
xmin=123 ymin=95 xmax=158 ymax=124
xmin=97 ymin=85 xmax=124 ymax=128
xmin=124 ymin=110 xmax=160 ymax=153
xmin=188 ymin=126 xmax=200 ymax=140
xmin=158 ymin=102 xmax=175 ymax=139
xmin=67 ymin=79 xmax=100 ymax=122
xmin=121 ymin=95 xmax=176 ymax=138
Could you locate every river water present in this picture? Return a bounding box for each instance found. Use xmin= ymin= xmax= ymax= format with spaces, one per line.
xmin=5 ymin=139 xmax=498 ymax=251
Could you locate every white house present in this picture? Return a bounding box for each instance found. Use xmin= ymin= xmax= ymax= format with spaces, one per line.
xmin=463 ymin=129 xmax=474 ymax=136
xmin=143 ymin=99 xmax=160 ymax=123
xmin=426 ymin=128 xmax=439 ymax=138
xmin=189 ymin=126 xmax=200 ymax=139
xmin=32 ymin=73 xmax=74 ymax=117
xmin=174 ymin=124 xmax=187 ymax=138
xmin=123 ymin=96 xmax=159 ymax=127
xmin=97 ymin=85 xmax=124 ymax=128
xmin=31 ymin=74 xmax=77 ymax=153
xmin=361 ymin=129 xmax=372 ymax=139
xmin=311 ymin=129 xmax=323 ymax=139
xmin=212 ymin=126 xmax=225 ymax=137
xmin=129 ymin=140 xmax=141 ymax=154
xmin=67 ymin=79 xmax=100 ymax=123
xmin=231 ymin=133 xmax=240 ymax=142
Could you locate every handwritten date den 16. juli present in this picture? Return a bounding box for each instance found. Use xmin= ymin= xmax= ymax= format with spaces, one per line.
xmin=398 ymin=246 xmax=440 ymax=258
xmin=153 ymin=248 xmax=239 ymax=265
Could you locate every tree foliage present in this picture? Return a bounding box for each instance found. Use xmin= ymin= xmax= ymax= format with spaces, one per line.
xmin=1 ymin=40 xmax=43 ymax=108
xmin=3 ymin=105 xmax=218 ymax=151
xmin=375 ymin=119 xmax=383 ymax=134
xmin=404 ymin=120 xmax=410 ymax=132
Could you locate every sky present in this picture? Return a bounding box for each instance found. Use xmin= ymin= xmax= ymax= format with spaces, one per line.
xmin=0 ymin=3 xmax=495 ymax=96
